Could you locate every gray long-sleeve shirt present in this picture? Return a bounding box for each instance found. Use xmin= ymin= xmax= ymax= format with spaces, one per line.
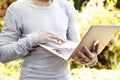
xmin=0 ymin=0 xmax=80 ymax=79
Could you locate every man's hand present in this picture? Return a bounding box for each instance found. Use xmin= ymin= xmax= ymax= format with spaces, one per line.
xmin=73 ymin=41 xmax=99 ymax=66
xmin=37 ymin=32 xmax=65 ymax=44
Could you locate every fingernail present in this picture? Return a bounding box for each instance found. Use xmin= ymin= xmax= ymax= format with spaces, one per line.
xmin=94 ymin=40 xmax=99 ymax=46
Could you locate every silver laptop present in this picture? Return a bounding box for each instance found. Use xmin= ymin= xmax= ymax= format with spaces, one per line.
xmin=39 ymin=24 xmax=120 ymax=61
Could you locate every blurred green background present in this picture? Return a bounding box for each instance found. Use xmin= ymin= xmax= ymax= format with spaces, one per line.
xmin=0 ymin=0 xmax=120 ymax=80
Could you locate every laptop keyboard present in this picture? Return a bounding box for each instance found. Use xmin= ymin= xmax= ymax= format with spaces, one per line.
xmin=52 ymin=48 xmax=74 ymax=54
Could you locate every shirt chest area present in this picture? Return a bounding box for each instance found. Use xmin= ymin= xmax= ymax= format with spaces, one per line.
xmin=22 ymin=9 xmax=69 ymax=35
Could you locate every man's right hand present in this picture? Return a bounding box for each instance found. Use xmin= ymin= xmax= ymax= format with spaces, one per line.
xmin=37 ymin=32 xmax=65 ymax=44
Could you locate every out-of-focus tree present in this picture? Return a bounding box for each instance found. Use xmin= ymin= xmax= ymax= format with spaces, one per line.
xmin=116 ymin=0 xmax=120 ymax=8
xmin=73 ymin=0 xmax=88 ymax=11
xmin=0 ymin=0 xmax=16 ymax=19
xmin=0 ymin=0 xmax=16 ymax=31
xmin=73 ymin=0 xmax=120 ymax=11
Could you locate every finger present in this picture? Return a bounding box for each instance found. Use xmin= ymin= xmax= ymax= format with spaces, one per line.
xmin=83 ymin=57 xmax=98 ymax=66
xmin=47 ymin=38 xmax=63 ymax=45
xmin=76 ymin=51 xmax=91 ymax=63
xmin=51 ymin=36 xmax=65 ymax=43
xmin=73 ymin=56 xmax=90 ymax=64
xmin=46 ymin=32 xmax=56 ymax=35
xmin=94 ymin=40 xmax=99 ymax=47
xmin=93 ymin=41 xmax=99 ymax=53
xmin=47 ymin=32 xmax=65 ymax=44
xmin=83 ymin=47 xmax=93 ymax=60
xmin=90 ymin=40 xmax=98 ymax=51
